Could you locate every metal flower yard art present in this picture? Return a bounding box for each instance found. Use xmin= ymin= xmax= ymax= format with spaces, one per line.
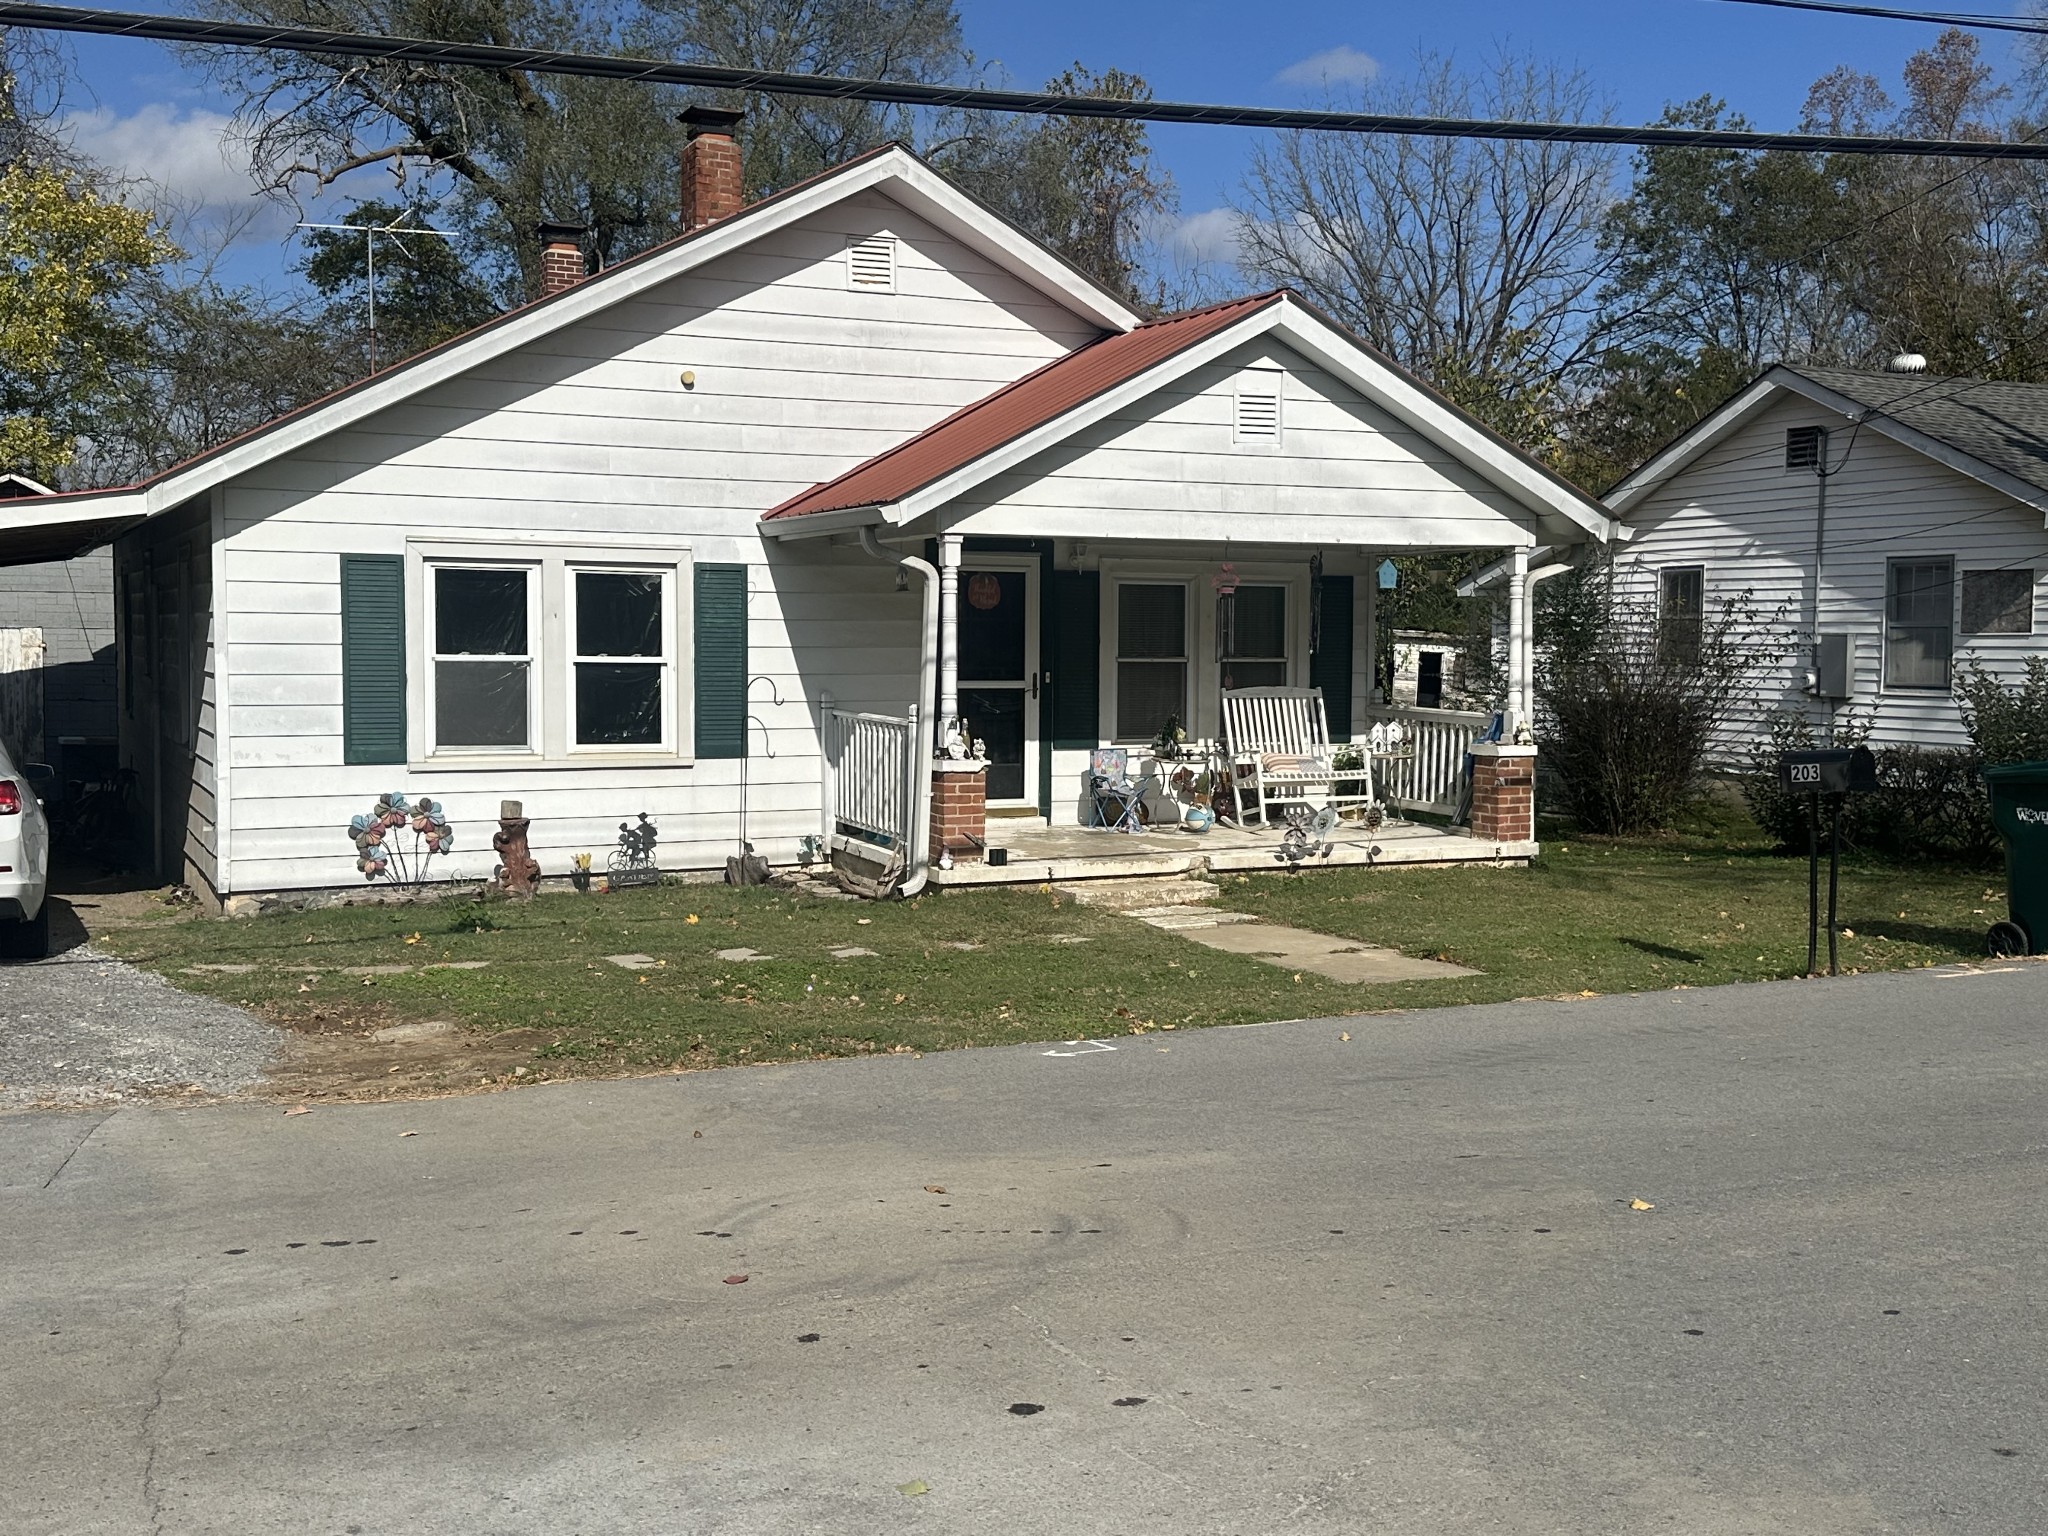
xmin=348 ymin=793 xmax=455 ymax=888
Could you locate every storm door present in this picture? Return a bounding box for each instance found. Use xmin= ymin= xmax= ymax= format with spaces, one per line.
xmin=956 ymin=559 xmax=1040 ymax=807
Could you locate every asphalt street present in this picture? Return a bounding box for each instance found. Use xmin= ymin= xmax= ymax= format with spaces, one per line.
xmin=5 ymin=963 xmax=2046 ymax=1534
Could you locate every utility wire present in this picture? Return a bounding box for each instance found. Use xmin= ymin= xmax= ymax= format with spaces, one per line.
xmin=8 ymin=1 xmax=2048 ymax=158
xmin=1702 ymin=0 xmax=2048 ymax=36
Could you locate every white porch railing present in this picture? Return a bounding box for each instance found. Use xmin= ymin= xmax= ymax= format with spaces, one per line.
xmin=1363 ymin=704 xmax=1492 ymax=817
xmin=823 ymin=706 xmax=919 ymax=852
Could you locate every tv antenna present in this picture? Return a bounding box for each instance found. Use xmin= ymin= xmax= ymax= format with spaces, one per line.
xmin=294 ymin=212 xmax=454 ymax=371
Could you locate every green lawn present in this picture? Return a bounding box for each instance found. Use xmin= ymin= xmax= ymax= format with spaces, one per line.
xmin=97 ymin=812 xmax=2006 ymax=1085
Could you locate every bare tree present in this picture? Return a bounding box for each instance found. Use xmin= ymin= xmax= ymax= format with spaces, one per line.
xmin=1234 ymin=51 xmax=1617 ymax=417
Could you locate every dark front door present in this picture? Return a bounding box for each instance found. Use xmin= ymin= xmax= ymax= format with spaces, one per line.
xmin=956 ymin=561 xmax=1039 ymax=806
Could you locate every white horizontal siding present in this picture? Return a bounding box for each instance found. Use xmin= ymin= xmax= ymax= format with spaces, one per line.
xmin=1621 ymin=390 xmax=2048 ymax=755
xmin=946 ymin=341 xmax=1536 ymax=545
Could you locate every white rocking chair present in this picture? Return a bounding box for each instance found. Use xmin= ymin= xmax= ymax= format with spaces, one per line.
xmin=1220 ymin=686 xmax=1375 ymax=827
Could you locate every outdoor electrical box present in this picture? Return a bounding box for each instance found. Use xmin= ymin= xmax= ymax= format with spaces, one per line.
xmin=1777 ymin=746 xmax=1879 ymax=796
xmin=1812 ymin=633 xmax=1855 ymax=699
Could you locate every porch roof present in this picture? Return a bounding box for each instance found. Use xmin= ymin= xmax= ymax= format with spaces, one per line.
xmin=761 ymin=291 xmax=1618 ymax=546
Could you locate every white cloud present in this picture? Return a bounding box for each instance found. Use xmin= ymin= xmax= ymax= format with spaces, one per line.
xmin=1157 ymin=207 xmax=1248 ymax=270
xmin=63 ymin=103 xmax=261 ymax=213
xmin=1274 ymin=45 xmax=1380 ymax=90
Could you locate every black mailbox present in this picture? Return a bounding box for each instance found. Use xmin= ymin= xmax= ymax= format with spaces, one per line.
xmin=1777 ymin=746 xmax=1879 ymax=795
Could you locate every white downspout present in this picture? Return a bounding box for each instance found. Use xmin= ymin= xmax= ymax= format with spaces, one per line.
xmin=1520 ymin=560 xmax=1574 ymax=738
xmin=860 ymin=526 xmax=937 ymax=898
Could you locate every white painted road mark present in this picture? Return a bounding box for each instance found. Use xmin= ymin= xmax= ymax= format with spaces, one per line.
xmin=1043 ymin=1040 xmax=1119 ymax=1057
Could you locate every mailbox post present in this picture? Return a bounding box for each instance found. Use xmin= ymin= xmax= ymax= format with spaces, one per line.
xmin=1776 ymin=747 xmax=1879 ymax=975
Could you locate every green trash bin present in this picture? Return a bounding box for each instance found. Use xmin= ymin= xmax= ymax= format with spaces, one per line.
xmin=1982 ymin=759 xmax=2048 ymax=956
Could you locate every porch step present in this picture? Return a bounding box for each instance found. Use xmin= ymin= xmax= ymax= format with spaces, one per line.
xmin=1053 ymin=876 xmax=1220 ymax=911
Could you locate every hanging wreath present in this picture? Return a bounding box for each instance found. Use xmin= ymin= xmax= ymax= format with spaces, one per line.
xmin=967 ymin=573 xmax=1002 ymax=610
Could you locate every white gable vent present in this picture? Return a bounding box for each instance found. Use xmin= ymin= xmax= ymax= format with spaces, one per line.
xmin=1235 ymin=385 xmax=1281 ymax=443
xmin=847 ymin=235 xmax=896 ymax=292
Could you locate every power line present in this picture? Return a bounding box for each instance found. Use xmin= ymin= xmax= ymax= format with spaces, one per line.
xmin=1702 ymin=0 xmax=2048 ymax=36
xmin=9 ymin=1 xmax=2048 ymax=158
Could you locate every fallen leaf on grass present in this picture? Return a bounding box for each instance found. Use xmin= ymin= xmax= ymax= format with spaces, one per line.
xmin=1840 ymin=928 xmax=1856 ymax=939
xmin=403 ymin=932 xmax=422 ymax=945
xmin=1629 ymin=1198 xmax=1656 ymax=1211
xmin=283 ymin=1105 xmax=312 ymax=1117
xmin=897 ymin=1481 xmax=930 ymax=1498
xmin=857 ymin=917 xmax=872 ymax=926
xmin=686 ymin=914 xmax=700 ymax=925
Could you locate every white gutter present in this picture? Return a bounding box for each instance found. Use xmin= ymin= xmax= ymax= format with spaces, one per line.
xmin=860 ymin=526 xmax=937 ymax=898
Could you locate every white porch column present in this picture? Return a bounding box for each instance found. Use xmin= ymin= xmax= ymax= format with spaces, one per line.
xmin=938 ymin=533 xmax=962 ymax=748
xmin=1506 ymin=545 xmax=1530 ymax=731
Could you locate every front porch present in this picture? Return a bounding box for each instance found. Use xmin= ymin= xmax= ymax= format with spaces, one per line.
xmin=925 ymin=811 xmax=1535 ymax=888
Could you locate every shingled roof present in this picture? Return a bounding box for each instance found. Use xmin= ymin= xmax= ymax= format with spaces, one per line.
xmin=764 ymin=292 xmax=1286 ymax=520
xmin=1788 ymin=366 xmax=2048 ymax=496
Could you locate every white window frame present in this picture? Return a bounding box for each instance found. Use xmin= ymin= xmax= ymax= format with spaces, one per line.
xmin=424 ymin=559 xmax=542 ymax=758
xmin=1108 ymin=576 xmax=1193 ymax=744
xmin=565 ymin=563 xmax=678 ymax=756
xmin=405 ymin=536 xmax=694 ymax=771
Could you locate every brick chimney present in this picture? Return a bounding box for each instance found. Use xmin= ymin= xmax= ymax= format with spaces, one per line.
xmin=678 ymin=106 xmax=745 ymax=232
xmin=535 ymin=221 xmax=587 ymax=297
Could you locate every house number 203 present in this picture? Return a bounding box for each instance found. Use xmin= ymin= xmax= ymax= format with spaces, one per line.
xmin=1789 ymin=762 xmax=1822 ymax=786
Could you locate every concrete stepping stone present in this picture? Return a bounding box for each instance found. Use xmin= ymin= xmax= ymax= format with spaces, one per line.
xmin=605 ymin=953 xmax=657 ymax=969
xmin=1175 ymin=921 xmax=1478 ymax=983
xmin=940 ymin=941 xmax=982 ymax=951
xmin=1047 ymin=935 xmax=1093 ymax=944
xmin=1124 ymin=907 xmax=1260 ymax=931
xmin=425 ymin=960 xmax=491 ymax=971
xmin=714 ymin=947 xmax=773 ymax=962
xmin=343 ymin=964 xmax=413 ymax=976
xmin=183 ymin=963 xmax=257 ymax=974
xmin=829 ymin=946 xmax=878 ymax=959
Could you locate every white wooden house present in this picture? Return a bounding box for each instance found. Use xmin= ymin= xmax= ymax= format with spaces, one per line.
xmin=0 ymin=125 xmax=1612 ymax=900
xmin=1606 ymin=363 xmax=2048 ymax=756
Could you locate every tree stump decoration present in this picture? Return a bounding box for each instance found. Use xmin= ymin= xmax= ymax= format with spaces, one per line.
xmin=493 ymin=799 xmax=541 ymax=898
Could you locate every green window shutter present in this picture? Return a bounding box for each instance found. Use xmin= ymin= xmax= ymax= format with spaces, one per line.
xmin=1046 ymin=569 xmax=1100 ymax=747
xmin=341 ymin=555 xmax=407 ymax=765
xmin=694 ymin=563 xmax=748 ymax=759
xmin=1310 ymin=573 xmax=1354 ymax=739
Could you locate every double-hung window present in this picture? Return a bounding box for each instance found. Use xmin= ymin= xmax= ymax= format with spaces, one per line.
xmin=1658 ymin=567 xmax=1705 ymax=665
xmin=1221 ymin=584 xmax=1288 ymax=690
xmin=430 ymin=565 xmax=537 ymax=751
xmin=1884 ymin=557 xmax=1954 ymax=691
xmin=1115 ymin=582 xmax=1189 ymax=741
xmin=570 ymin=568 xmax=673 ymax=748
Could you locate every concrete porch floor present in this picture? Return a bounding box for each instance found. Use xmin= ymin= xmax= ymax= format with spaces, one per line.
xmin=927 ymin=815 xmax=1537 ymax=887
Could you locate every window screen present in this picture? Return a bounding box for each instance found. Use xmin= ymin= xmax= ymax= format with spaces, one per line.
xmin=1658 ymin=567 xmax=1704 ymax=664
xmin=1961 ymin=569 xmax=2034 ymax=636
xmin=1116 ymin=583 xmax=1187 ymax=740
xmin=574 ymin=571 xmax=667 ymax=746
xmin=1885 ymin=557 xmax=1954 ymax=691
xmin=1222 ymin=584 xmax=1287 ymax=689
xmin=433 ymin=566 xmax=532 ymax=748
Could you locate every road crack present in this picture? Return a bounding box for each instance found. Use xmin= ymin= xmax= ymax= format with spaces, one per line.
xmin=41 ymin=1109 xmax=116 ymax=1189
xmin=138 ymin=1290 xmax=189 ymax=1536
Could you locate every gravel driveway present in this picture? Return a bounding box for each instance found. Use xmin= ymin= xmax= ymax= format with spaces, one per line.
xmin=0 ymin=945 xmax=280 ymax=1109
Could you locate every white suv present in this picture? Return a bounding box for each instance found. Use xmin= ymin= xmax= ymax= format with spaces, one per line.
xmin=0 ymin=743 xmax=52 ymax=960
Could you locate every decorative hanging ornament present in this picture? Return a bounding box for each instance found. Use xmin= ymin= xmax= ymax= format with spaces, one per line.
xmin=967 ymin=573 xmax=1002 ymax=611
xmin=1211 ymin=561 xmax=1239 ymax=597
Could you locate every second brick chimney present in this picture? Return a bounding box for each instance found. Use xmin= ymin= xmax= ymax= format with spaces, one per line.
xmin=678 ymin=106 xmax=745 ymax=232
xmin=536 ymin=221 xmax=588 ymax=298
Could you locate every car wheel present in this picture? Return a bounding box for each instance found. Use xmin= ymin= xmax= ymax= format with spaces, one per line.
xmin=0 ymin=904 xmax=50 ymax=961
xmin=1987 ymin=919 xmax=2030 ymax=959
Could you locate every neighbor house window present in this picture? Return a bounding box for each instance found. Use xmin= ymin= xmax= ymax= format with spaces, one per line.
xmin=570 ymin=568 xmax=672 ymax=747
xmin=1885 ymin=557 xmax=1954 ymax=691
xmin=1961 ymin=568 xmax=2035 ymax=636
xmin=1116 ymin=582 xmax=1188 ymax=740
xmin=431 ymin=565 xmax=536 ymax=749
xmin=1658 ymin=567 xmax=1705 ymax=664
xmin=1221 ymin=584 xmax=1288 ymax=690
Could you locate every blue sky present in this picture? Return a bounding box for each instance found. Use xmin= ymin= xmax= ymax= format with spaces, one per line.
xmin=42 ymin=0 xmax=2041 ymax=292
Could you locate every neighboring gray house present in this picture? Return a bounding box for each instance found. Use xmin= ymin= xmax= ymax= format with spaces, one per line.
xmin=1606 ymin=362 xmax=2048 ymax=752
xmin=0 ymin=473 xmax=117 ymax=782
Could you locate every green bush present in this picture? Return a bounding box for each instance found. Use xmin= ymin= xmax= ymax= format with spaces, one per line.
xmin=1957 ymin=657 xmax=2048 ymax=766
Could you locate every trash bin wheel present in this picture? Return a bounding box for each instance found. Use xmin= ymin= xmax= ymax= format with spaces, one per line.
xmin=1987 ymin=920 xmax=2030 ymax=958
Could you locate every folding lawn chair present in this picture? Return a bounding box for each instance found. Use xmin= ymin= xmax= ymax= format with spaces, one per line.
xmin=1087 ymin=748 xmax=1144 ymax=832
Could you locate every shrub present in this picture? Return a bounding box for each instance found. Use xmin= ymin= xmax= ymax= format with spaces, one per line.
xmin=1535 ymin=574 xmax=1778 ymax=835
xmin=1956 ymin=657 xmax=2048 ymax=766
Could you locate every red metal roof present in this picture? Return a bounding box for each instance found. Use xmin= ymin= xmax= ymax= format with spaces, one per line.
xmin=764 ymin=291 xmax=1286 ymax=520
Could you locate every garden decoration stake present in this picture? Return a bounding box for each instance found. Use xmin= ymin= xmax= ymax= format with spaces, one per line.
xmin=347 ymin=793 xmax=454 ymax=889
xmin=608 ymin=813 xmax=660 ymax=889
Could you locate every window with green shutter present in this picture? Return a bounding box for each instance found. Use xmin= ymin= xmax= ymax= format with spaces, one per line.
xmin=341 ymin=554 xmax=407 ymax=764
xmin=1046 ymin=569 xmax=1100 ymax=747
xmin=694 ymin=563 xmax=748 ymax=758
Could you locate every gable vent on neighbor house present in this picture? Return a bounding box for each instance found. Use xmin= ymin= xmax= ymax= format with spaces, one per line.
xmin=1235 ymin=384 xmax=1282 ymax=443
xmin=847 ymin=235 xmax=897 ymax=292
xmin=1785 ymin=424 xmax=1826 ymax=471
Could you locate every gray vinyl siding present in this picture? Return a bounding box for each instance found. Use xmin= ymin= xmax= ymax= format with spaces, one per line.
xmin=1620 ymin=391 xmax=2048 ymax=757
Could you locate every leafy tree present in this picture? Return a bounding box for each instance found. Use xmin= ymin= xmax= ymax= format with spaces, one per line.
xmin=0 ymin=161 xmax=175 ymax=481
xmin=299 ymin=200 xmax=498 ymax=365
